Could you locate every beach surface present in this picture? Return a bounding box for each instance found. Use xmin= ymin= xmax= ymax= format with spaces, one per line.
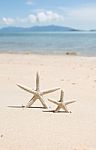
xmin=0 ymin=53 xmax=96 ymax=150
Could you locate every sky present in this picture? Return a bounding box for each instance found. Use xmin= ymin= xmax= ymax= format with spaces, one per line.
xmin=0 ymin=0 xmax=96 ymax=29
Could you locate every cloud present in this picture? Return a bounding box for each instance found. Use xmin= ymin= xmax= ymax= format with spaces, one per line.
xmin=0 ymin=11 xmax=63 ymax=26
xmin=2 ymin=17 xmax=14 ymax=25
xmin=28 ymin=14 xmax=37 ymax=23
xmin=59 ymin=4 xmax=96 ymax=29
xmin=68 ymin=5 xmax=96 ymax=21
xmin=26 ymin=0 xmax=33 ymax=5
xmin=28 ymin=11 xmax=64 ymax=23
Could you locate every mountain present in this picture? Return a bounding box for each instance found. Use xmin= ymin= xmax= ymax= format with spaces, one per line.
xmin=90 ymin=29 xmax=96 ymax=32
xmin=27 ymin=25 xmax=79 ymax=32
xmin=0 ymin=25 xmax=79 ymax=32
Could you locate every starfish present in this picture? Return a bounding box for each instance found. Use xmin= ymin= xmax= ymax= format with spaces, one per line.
xmin=48 ymin=90 xmax=76 ymax=113
xmin=17 ymin=72 xmax=60 ymax=108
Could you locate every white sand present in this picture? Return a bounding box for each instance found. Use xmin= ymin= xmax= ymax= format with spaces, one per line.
xmin=0 ymin=53 xmax=96 ymax=150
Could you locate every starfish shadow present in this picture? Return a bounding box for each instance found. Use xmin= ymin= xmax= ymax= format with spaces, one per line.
xmin=8 ymin=106 xmax=25 ymax=108
xmin=42 ymin=110 xmax=54 ymax=112
xmin=53 ymin=111 xmax=72 ymax=113
xmin=27 ymin=106 xmax=45 ymax=109
xmin=8 ymin=106 xmax=45 ymax=109
xmin=42 ymin=110 xmax=71 ymax=113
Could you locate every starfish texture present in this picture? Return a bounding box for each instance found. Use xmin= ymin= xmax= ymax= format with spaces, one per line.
xmin=17 ymin=72 xmax=60 ymax=108
xmin=48 ymin=90 xmax=76 ymax=113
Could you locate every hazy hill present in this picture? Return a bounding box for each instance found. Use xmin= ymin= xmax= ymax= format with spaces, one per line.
xmin=0 ymin=25 xmax=79 ymax=32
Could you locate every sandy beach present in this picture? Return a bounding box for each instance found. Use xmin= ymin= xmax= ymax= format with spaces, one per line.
xmin=0 ymin=53 xmax=96 ymax=150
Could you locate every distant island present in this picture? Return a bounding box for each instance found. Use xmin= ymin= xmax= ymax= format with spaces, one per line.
xmin=89 ymin=30 xmax=96 ymax=32
xmin=0 ymin=25 xmax=80 ymax=32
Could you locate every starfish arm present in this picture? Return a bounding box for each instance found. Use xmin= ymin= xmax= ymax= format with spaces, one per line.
xmin=17 ymin=84 xmax=36 ymax=95
xmin=54 ymin=106 xmax=61 ymax=112
xmin=59 ymin=90 xmax=64 ymax=102
xmin=41 ymin=88 xmax=60 ymax=95
xmin=48 ymin=99 xmax=59 ymax=105
xmin=36 ymin=72 xmax=40 ymax=91
xmin=65 ymin=100 xmax=76 ymax=105
xmin=39 ymin=96 xmax=48 ymax=108
xmin=26 ymin=96 xmax=36 ymax=108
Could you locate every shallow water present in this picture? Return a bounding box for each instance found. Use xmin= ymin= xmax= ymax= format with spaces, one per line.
xmin=0 ymin=32 xmax=96 ymax=56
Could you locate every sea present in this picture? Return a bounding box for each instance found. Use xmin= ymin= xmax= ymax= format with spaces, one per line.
xmin=0 ymin=32 xmax=96 ymax=56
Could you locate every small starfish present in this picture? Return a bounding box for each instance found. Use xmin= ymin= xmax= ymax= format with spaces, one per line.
xmin=17 ymin=72 xmax=60 ymax=108
xmin=48 ymin=90 xmax=76 ymax=113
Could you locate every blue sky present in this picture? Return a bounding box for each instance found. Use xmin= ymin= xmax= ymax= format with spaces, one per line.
xmin=0 ymin=0 xmax=96 ymax=29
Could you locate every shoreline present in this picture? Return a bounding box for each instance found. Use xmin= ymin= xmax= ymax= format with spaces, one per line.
xmin=0 ymin=51 xmax=96 ymax=57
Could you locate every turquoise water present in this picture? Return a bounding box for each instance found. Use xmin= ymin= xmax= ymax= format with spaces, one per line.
xmin=0 ymin=32 xmax=96 ymax=56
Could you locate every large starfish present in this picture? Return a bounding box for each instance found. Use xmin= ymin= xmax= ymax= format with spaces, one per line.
xmin=48 ymin=90 xmax=76 ymax=113
xmin=17 ymin=72 xmax=60 ymax=108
